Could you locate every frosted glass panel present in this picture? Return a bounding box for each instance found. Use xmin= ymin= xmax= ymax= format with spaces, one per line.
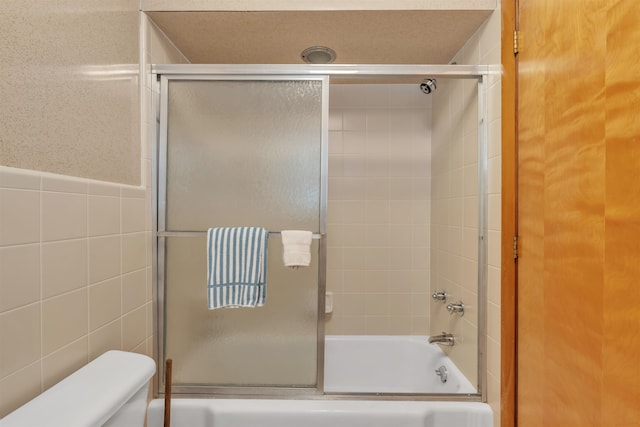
xmin=164 ymin=236 xmax=319 ymax=387
xmin=165 ymin=80 xmax=322 ymax=231
xmin=160 ymin=78 xmax=324 ymax=389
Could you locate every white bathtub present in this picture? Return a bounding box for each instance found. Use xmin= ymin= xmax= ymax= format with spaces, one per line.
xmin=147 ymin=399 xmax=493 ymax=427
xmin=147 ymin=335 xmax=491 ymax=427
xmin=324 ymin=335 xmax=476 ymax=394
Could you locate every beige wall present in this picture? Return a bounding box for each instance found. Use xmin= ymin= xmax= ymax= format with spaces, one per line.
xmin=325 ymin=84 xmax=432 ymax=335
xmin=0 ymin=1 xmax=141 ymax=185
xmin=0 ymin=5 xmax=188 ymax=418
xmin=0 ymin=1 xmax=501 ymax=420
xmin=0 ymin=1 xmax=147 ymax=417
xmin=430 ymin=73 xmax=482 ymax=385
xmin=429 ymin=9 xmax=501 ymax=426
xmin=140 ymin=14 xmax=191 ymax=191
xmin=0 ymin=167 xmax=151 ymax=417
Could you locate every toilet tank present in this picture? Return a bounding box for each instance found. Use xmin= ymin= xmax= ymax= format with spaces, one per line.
xmin=0 ymin=350 xmax=156 ymax=427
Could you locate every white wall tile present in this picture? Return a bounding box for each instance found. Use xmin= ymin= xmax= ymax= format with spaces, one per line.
xmin=42 ymin=176 xmax=88 ymax=194
xmin=0 ymin=362 xmax=42 ymax=417
xmin=0 ymin=167 xmax=152 ymax=415
xmin=366 ymin=110 xmax=389 ymax=132
xmin=342 ymin=132 xmax=366 ymax=155
xmin=89 ymin=278 xmax=122 ymax=331
xmin=326 ymin=85 xmax=432 ymax=336
xmin=42 ymin=239 xmax=88 ymax=298
xmin=0 ymin=168 xmax=41 ymax=190
xmin=0 ymin=189 xmax=40 ymax=246
xmin=88 ymin=181 xmax=121 ymax=197
xmin=0 ymin=245 xmax=40 ymax=312
xmin=122 ymin=305 xmax=147 ymax=351
xmin=342 ymin=110 xmax=367 ymax=131
xmin=89 ymin=319 xmax=122 ymax=361
xmin=122 ymin=269 xmax=147 ymax=313
xmin=42 ymin=338 xmax=88 ymax=391
xmin=89 ymin=236 xmax=122 ymax=284
xmin=42 ymin=192 xmax=87 ymax=242
xmin=42 ymin=289 xmax=88 ymax=355
xmin=0 ymin=304 xmax=41 ymax=377
xmin=429 ymin=17 xmax=502 ymax=386
xmin=122 ymin=197 xmax=145 ymax=233
xmin=328 ymin=111 xmax=343 ymax=131
xmin=122 ymin=232 xmax=146 ymax=274
xmin=88 ymin=195 xmax=120 ymax=237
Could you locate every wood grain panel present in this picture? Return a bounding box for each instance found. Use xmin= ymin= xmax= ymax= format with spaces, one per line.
xmin=500 ymin=0 xmax=516 ymax=425
xmin=542 ymin=1 xmax=606 ymax=425
xmin=516 ymin=0 xmax=640 ymax=425
xmin=516 ymin=0 xmax=546 ymax=425
xmin=603 ymin=1 xmax=640 ymax=423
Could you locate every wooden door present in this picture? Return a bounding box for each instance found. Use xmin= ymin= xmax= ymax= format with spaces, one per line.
xmin=515 ymin=0 xmax=640 ymax=425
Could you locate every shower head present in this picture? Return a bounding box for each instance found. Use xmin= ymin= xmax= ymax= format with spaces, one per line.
xmin=420 ymin=79 xmax=437 ymax=94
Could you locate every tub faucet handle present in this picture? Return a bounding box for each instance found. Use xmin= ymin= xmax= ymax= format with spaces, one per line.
xmin=431 ymin=291 xmax=447 ymax=302
xmin=446 ymin=301 xmax=465 ymax=316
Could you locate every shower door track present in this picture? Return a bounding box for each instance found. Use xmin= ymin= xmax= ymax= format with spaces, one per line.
xmin=152 ymin=63 xmax=496 ymax=80
xmin=151 ymin=63 xmax=492 ymax=402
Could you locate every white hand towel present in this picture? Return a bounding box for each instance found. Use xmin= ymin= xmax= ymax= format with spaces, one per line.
xmin=281 ymin=230 xmax=312 ymax=268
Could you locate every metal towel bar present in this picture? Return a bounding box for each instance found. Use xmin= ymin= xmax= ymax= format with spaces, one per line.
xmin=157 ymin=231 xmax=322 ymax=239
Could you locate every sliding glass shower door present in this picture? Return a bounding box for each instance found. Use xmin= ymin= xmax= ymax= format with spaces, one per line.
xmin=156 ymin=76 xmax=327 ymax=392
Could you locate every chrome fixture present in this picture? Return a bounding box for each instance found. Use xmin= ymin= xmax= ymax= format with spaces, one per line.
xmin=428 ymin=332 xmax=455 ymax=346
xmin=431 ymin=291 xmax=447 ymax=302
xmin=419 ymin=78 xmax=437 ymax=94
xmin=447 ymin=301 xmax=465 ymax=316
xmin=301 ymin=46 xmax=337 ymax=64
xmin=434 ymin=365 xmax=448 ymax=383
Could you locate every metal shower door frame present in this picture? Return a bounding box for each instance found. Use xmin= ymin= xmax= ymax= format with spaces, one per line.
xmin=151 ymin=64 xmax=493 ymax=401
xmin=154 ymin=73 xmax=329 ymax=397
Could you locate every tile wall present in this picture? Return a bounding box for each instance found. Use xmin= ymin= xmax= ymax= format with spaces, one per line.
xmin=429 ymin=73 xmax=481 ymax=382
xmin=0 ymin=7 xmax=188 ymax=418
xmin=429 ymin=9 xmax=502 ymax=426
xmin=0 ymin=3 xmax=502 ymax=422
xmin=325 ymin=84 xmax=433 ymax=335
xmin=0 ymin=167 xmax=151 ymax=417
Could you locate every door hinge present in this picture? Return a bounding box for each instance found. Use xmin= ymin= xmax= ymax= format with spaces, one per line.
xmin=513 ymin=30 xmax=519 ymax=55
xmin=513 ymin=235 xmax=519 ymax=261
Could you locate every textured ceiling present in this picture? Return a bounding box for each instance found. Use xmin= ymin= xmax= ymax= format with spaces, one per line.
xmin=146 ymin=10 xmax=493 ymax=65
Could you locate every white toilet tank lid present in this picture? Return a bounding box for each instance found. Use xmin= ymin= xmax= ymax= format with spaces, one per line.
xmin=0 ymin=350 xmax=156 ymax=427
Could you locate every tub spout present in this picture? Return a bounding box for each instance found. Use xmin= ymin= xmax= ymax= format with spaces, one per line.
xmin=428 ymin=332 xmax=455 ymax=346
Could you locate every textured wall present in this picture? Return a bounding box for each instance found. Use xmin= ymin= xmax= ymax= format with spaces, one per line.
xmin=0 ymin=1 xmax=140 ymax=185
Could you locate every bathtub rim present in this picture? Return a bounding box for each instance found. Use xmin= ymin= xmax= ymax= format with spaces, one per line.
xmin=156 ymin=387 xmax=482 ymax=403
xmin=146 ymin=397 xmax=494 ymax=427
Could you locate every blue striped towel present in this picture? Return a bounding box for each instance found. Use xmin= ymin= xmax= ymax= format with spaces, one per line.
xmin=207 ymin=227 xmax=268 ymax=309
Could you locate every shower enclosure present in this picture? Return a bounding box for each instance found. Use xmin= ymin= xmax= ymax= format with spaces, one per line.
xmin=153 ymin=64 xmax=490 ymax=400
